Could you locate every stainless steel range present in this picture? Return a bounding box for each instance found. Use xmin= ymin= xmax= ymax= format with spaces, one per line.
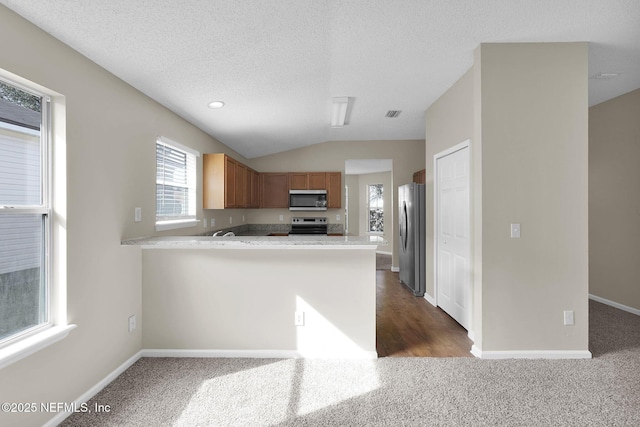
xmin=289 ymin=217 xmax=328 ymax=235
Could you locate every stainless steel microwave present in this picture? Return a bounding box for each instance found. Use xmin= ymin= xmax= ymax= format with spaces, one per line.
xmin=289 ymin=190 xmax=327 ymax=211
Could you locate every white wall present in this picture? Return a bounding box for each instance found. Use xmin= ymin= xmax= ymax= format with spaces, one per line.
xmin=142 ymin=247 xmax=377 ymax=357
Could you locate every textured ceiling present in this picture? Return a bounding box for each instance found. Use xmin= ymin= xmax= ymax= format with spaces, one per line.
xmin=1 ymin=1 xmax=639 ymax=158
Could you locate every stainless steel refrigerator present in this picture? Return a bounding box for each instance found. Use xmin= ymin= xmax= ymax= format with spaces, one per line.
xmin=398 ymin=183 xmax=425 ymax=296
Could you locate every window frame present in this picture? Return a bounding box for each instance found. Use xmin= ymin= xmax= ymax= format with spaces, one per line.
xmin=367 ymin=183 xmax=384 ymax=234
xmin=155 ymin=136 xmax=200 ymax=231
xmin=0 ymin=73 xmax=74 ymax=371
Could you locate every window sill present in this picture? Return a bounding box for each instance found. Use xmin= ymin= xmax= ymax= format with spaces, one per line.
xmin=0 ymin=324 xmax=77 ymax=370
xmin=155 ymin=219 xmax=199 ymax=232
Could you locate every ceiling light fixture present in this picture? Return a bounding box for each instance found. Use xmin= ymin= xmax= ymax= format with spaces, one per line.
xmin=208 ymin=101 xmax=225 ymax=109
xmin=331 ymin=97 xmax=349 ymax=127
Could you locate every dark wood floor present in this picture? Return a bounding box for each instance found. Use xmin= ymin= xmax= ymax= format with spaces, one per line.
xmin=376 ymin=269 xmax=473 ymax=357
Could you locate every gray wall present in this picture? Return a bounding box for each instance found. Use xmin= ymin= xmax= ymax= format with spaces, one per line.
xmin=0 ymin=6 xmax=235 ymax=426
xmin=478 ymin=43 xmax=589 ymax=352
xmin=426 ymin=43 xmax=589 ymax=354
xmin=589 ymin=88 xmax=640 ymax=311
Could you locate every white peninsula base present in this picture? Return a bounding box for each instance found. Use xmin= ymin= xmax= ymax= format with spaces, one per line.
xmin=137 ymin=239 xmax=378 ymax=359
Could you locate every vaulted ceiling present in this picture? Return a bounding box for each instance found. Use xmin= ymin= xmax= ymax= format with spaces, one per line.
xmin=2 ymin=1 xmax=639 ymax=158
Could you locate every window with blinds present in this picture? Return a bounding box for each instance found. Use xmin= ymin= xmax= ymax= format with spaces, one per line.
xmin=156 ymin=137 xmax=197 ymax=224
xmin=0 ymin=80 xmax=49 ymax=344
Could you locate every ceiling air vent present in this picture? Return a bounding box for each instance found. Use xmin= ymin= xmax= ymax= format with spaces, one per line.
xmin=385 ymin=110 xmax=401 ymax=118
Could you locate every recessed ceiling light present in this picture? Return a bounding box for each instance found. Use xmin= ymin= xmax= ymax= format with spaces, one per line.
xmin=208 ymin=101 xmax=225 ymax=109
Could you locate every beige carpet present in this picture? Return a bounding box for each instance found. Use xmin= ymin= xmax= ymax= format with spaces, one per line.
xmin=60 ymin=300 xmax=640 ymax=426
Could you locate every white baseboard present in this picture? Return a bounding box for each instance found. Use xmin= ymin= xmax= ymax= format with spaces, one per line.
xmin=471 ymin=345 xmax=592 ymax=359
xmin=391 ymin=266 xmax=399 ymax=272
xmin=467 ymin=330 xmax=475 ymax=342
xmin=143 ymin=349 xmax=299 ymax=358
xmin=423 ymin=292 xmax=436 ymax=306
xmin=589 ymin=294 xmax=640 ymax=316
xmin=142 ymin=348 xmax=378 ymax=359
xmin=43 ymin=350 xmax=143 ymax=427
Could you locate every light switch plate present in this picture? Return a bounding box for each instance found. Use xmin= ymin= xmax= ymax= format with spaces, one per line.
xmin=564 ymin=310 xmax=574 ymax=326
xmin=510 ymin=223 xmax=521 ymax=238
xmin=134 ymin=207 xmax=142 ymax=222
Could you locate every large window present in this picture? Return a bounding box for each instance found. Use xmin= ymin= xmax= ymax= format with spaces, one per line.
xmin=0 ymin=80 xmax=49 ymax=345
xmin=155 ymin=137 xmax=198 ymax=231
xmin=367 ymin=183 xmax=384 ymax=233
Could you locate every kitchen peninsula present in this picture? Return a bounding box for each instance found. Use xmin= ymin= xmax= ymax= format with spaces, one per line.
xmin=123 ymin=235 xmax=382 ymax=359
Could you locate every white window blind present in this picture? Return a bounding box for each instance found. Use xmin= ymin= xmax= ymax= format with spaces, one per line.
xmin=0 ymin=126 xmax=42 ymax=274
xmin=0 ymin=80 xmax=49 ymax=344
xmin=156 ymin=138 xmax=197 ymax=222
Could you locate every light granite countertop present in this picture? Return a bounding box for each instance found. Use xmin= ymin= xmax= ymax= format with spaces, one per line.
xmin=121 ymin=235 xmax=385 ymax=249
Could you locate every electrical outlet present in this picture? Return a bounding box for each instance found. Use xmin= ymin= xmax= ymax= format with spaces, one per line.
xmin=229 ymin=216 xmax=233 ymax=224
xmin=211 ymin=218 xmax=215 ymax=227
xmin=564 ymin=310 xmax=574 ymax=326
xmin=510 ymin=223 xmax=521 ymax=238
xmin=242 ymin=215 xmax=245 ymax=222
xmin=279 ymin=215 xmax=284 ymax=222
xmin=203 ymin=218 xmax=207 ymax=228
xmin=294 ymin=311 xmax=305 ymax=326
xmin=128 ymin=315 xmax=136 ymax=332
xmin=336 ymin=214 xmax=340 ymax=221
xmin=134 ymin=207 xmax=142 ymax=222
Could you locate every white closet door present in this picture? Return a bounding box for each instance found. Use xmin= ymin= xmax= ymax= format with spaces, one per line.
xmin=436 ymin=145 xmax=470 ymax=330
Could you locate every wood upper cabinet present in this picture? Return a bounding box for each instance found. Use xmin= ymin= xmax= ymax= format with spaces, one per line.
xmin=308 ymin=172 xmax=327 ymax=189
xmin=248 ymin=169 xmax=260 ymax=208
xmin=260 ymin=173 xmax=289 ymax=208
xmin=206 ymin=156 xmax=341 ymax=210
xmin=288 ymin=172 xmax=308 ymax=190
xmin=413 ymin=169 xmax=426 ymax=184
xmin=204 ymin=153 xmax=231 ymax=209
xmin=204 ymin=153 xmax=255 ymax=209
xmin=235 ymin=162 xmax=247 ymax=208
xmin=288 ymin=172 xmax=329 ymax=190
xmin=327 ymin=172 xmax=342 ymax=208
